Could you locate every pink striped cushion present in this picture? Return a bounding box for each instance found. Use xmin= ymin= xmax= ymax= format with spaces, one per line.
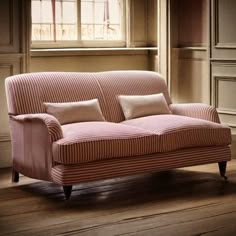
xmin=122 ymin=115 xmax=231 ymax=152
xmin=53 ymin=122 xmax=159 ymax=164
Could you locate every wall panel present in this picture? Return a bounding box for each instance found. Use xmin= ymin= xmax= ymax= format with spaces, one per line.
xmin=177 ymin=0 xmax=207 ymax=47
xmin=211 ymin=62 xmax=236 ymax=125
xmin=211 ymin=0 xmax=236 ymax=59
xmin=128 ymin=0 xmax=148 ymax=47
xmin=0 ymin=0 xmax=20 ymax=53
xmin=171 ymin=48 xmax=209 ymax=104
xmin=30 ymin=52 xmax=150 ymax=72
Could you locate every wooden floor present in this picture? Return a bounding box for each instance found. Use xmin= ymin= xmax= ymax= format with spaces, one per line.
xmin=1 ymin=160 xmax=236 ymax=236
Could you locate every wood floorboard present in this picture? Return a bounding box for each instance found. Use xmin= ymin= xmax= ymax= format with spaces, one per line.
xmin=1 ymin=160 xmax=236 ymax=235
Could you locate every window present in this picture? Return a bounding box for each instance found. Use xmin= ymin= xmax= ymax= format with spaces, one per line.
xmin=31 ymin=0 xmax=125 ymax=48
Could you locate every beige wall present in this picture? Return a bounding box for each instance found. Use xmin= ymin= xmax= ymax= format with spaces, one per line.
xmin=170 ymin=0 xmax=209 ymax=103
xmin=30 ymin=51 xmax=151 ymax=73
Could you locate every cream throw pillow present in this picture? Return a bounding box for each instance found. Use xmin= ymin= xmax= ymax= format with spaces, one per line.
xmin=44 ymin=99 xmax=105 ymax=125
xmin=118 ymin=93 xmax=172 ymax=120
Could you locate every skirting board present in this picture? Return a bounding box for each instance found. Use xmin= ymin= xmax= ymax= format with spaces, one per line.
xmin=0 ymin=140 xmax=12 ymax=168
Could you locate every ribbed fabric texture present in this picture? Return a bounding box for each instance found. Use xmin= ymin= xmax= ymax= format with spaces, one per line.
xmin=52 ymin=115 xmax=231 ymax=164
xmin=5 ymin=72 xmax=110 ymax=120
xmin=169 ymin=103 xmax=221 ymax=123
xmin=5 ymin=71 xmax=171 ymax=123
xmin=5 ymin=71 xmax=232 ymax=186
xmin=51 ymin=146 xmax=231 ymax=185
xmin=53 ymin=122 xmax=158 ymax=164
xmin=13 ymin=113 xmax=63 ymax=142
xmin=96 ymin=70 xmax=172 ymax=122
xmin=122 ymin=115 xmax=231 ymax=153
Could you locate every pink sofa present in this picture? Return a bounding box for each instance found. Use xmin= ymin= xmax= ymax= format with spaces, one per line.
xmin=5 ymin=70 xmax=231 ymax=199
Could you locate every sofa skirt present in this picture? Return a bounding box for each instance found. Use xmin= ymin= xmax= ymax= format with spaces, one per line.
xmin=51 ymin=146 xmax=231 ymax=185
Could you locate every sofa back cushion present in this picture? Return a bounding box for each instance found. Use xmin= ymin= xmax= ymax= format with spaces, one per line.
xmin=5 ymin=71 xmax=171 ymax=123
xmin=96 ymin=71 xmax=171 ymax=122
xmin=5 ymin=72 xmax=109 ymax=119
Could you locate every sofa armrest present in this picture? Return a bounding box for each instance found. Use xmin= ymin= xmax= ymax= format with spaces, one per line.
xmin=11 ymin=113 xmax=63 ymax=142
xmin=169 ymin=103 xmax=220 ymax=123
xmin=9 ymin=113 xmax=63 ymax=181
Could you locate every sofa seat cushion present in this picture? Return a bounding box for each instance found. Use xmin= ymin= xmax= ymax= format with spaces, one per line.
xmin=53 ymin=122 xmax=159 ymax=164
xmin=121 ymin=115 xmax=231 ymax=152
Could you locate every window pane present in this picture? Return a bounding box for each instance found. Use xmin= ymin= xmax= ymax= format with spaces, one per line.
xmin=32 ymin=0 xmax=124 ymax=43
xmin=63 ymin=2 xmax=76 ymax=23
xmin=81 ymin=2 xmax=93 ymax=24
xmin=32 ymin=0 xmax=77 ymax=41
xmin=81 ymin=0 xmax=123 ymax=40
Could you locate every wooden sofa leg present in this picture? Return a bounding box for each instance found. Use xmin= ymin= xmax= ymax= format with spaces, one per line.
xmin=63 ymin=186 xmax=73 ymax=200
xmin=218 ymin=161 xmax=228 ymax=180
xmin=12 ymin=168 xmax=19 ymax=183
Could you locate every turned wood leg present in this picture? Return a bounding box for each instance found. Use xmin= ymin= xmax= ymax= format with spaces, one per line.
xmin=12 ymin=168 xmax=19 ymax=183
xmin=63 ymin=185 xmax=73 ymax=200
xmin=218 ymin=161 xmax=228 ymax=180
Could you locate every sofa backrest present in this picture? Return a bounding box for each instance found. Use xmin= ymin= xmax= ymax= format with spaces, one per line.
xmin=96 ymin=71 xmax=171 ymax=122
xmin=5 ymin=70 xmax=171 ymax=123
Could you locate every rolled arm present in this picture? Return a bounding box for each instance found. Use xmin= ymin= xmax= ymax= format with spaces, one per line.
xmin=11 ymin=113 xmax=63 ymax=142
xmin=9 ymin=113 xmax=63 ymax=181
xmin=169 ymin=103 xmax=220 ymax=123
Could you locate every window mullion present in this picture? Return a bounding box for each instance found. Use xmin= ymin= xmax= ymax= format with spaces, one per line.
xmin=93 ymin=0 xmax=95 ymax=40
xmin=77 ymin=0 xmax=81 ymax=41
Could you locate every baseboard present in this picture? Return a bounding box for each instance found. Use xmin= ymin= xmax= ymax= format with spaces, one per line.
xmin=0 ymin=140 xmax=11 ymax=168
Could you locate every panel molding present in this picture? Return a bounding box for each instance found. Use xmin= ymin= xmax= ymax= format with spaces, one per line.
xmin=0 ymin=134 xmax=11 ymax=142
xmin=128 ymin=0 xmax=148 ymax=47
xmin=0 ymin=0 xmax=19 ymax=53
xmin=212 ymin=75 xmax=236 ymax=115
xmin=173 ymin=48 xmax=207 ymax=61
xmin=0 ymin=0 xmax=14 ymax=48
xmin=213 ymin=0 xmax=236 ymax=49
xmin=0 ymin=63 xmax=14 ymax=75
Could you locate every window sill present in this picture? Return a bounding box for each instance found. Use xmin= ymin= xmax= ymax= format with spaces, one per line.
xmin=31 ymin=47 xmax=158 ymax=57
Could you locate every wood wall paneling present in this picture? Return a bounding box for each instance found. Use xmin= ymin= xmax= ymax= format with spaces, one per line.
xmin=169 ymin=0 xmax=209 ymax=103
xmin=177 ymin=0 xmax=207 ymax=47
xmin=210 ymin=0 xmax=236 ymax=157
xmin=171 ymin=48 xmax=209 ymax=104
xmin=30 ymin=53 xmax=150 ymax=72
xmin=211 ymin=62 xmax=236 ymax=126
xmin=211 ymin=0 xmax=236 ymax=59
xmin=0 ymin=0 xmax=30 ymax=167
xmin=128 ymin=0 xmax=148 ymax=47
xmin=147 ymin=0 xmax=157 ymax=47
xmin=213 ymin=76 xmax=236 ymax=113
xmin=0 ymin=0 xmax=20 ymax=53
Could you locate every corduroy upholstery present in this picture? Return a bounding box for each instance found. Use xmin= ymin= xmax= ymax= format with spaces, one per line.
xmin=54 ymin=122 xmax=159 ymax=164
xmin=5 ymin=70 xmax=231 ymax=194
xmin=122 ymin=115 xmax=231 ymax=153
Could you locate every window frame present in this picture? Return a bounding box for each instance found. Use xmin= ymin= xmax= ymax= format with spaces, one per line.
xmin=31 ymin=0 xmax=126 ymax=49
